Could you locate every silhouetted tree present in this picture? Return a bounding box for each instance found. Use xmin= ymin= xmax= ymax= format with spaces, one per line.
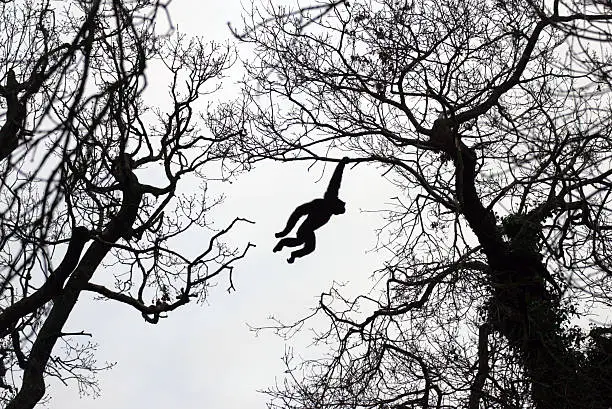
xmin=0 ymin=1 xmax=252 ymax=408
xmin=233 ymin=0 xmax=612 ymax=408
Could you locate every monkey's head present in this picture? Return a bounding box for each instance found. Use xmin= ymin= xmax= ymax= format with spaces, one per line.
xmin=332 ymin=199 xmax=346 ymax=215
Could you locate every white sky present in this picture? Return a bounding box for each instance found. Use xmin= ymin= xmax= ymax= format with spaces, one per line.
xmin=49 ymin=2 xmax=398 ymax=407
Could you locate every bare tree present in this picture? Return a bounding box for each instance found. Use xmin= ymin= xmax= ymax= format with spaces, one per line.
xmin=232 ymin=0 xmax=612 ymax=408
xmin=0 ymin=1 xmax=253 ymax=408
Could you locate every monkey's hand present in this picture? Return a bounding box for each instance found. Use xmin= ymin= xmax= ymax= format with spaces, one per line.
xmin=275 ymin=231 xmax=285 ymax=238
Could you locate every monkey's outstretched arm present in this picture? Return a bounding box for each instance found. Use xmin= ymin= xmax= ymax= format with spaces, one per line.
xmin=275 ymin=202 xmax=313 ymax=238
xmin=323 ymin=157 xmax=349 ymax=200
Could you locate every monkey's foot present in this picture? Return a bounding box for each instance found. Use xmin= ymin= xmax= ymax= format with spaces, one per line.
xmin=273 ymin=243 xmax=283 ymax=252
xmin=274 ymin=232 xmax=284 ymax=238
xmin=287 ymin=257 xmax=295 ymax=264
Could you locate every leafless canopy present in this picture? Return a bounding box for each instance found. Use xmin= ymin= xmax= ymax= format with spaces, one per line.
xmin=0 ymin=1 xmax=252 ymax=407
xmin=232 ymin=0 xmax=612 ymax=408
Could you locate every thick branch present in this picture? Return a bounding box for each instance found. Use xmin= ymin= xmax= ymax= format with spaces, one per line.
xmin=468 ymin=324 xmax=490 ymax=409
xmin=0 ymin=226 xmax=89 ymax=337
xmin=7 ymin=154 xmax=142 ymax=409
xmin=83 ymin=282 xmax=188 ymax=324
xmin=6 ymin=240 xmax=115 ymax=409
xmin=456 ymin=21 xmax=547 ymax=123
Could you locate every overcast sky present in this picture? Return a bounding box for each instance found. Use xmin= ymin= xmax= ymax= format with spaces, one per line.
xmin=49 ymin=2 xmax=398 ymax=408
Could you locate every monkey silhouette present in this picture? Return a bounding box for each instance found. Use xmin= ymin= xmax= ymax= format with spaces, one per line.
xmin=273 ymin=157 xmax=349 ymax=263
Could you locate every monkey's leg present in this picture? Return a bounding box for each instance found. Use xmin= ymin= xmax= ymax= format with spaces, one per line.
xmin=273 ymin=237 xmax=302 ymax=252
xmin=288 ymin=232 xmax=316 ymax=263
xmin=275 ymin=204 xmax=310 ymax=238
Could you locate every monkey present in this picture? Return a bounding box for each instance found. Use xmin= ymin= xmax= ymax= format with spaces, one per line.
xmin=273 ymin=157 xmax=349 ymax=263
